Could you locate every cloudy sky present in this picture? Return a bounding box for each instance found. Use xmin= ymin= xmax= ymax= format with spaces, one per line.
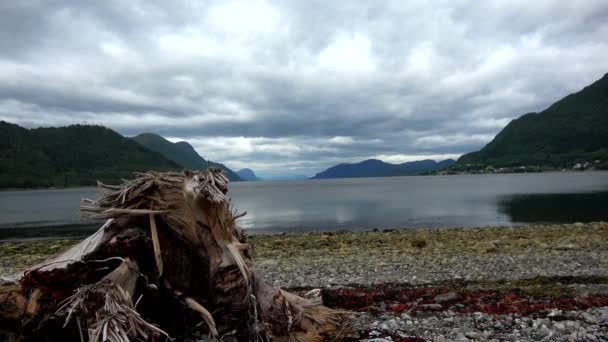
xmin=1 ymin=1 xmax=608 ymax=178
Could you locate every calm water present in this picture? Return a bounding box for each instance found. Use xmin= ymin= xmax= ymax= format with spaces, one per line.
xmin=1 ymin=172 xmax=608 ymax=239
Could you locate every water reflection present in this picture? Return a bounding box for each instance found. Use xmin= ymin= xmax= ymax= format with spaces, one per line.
xmin=498 ymin=191 xmax=608 ymax=224
xmin=2 ymin=172 xmax=608 ymax=239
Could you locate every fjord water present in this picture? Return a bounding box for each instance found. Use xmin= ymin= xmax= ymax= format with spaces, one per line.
xmin=1 ymin=172 xmax=608 ymax=239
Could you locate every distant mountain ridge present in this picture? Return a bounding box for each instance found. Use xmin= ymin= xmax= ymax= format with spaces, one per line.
xmin=311 ymin=159 xmax=455 ymax=179
xmin=456 ymin=73 xmax=608 ymax=171
xmin=236 ymin=168 xmax=259 ymax=181
xmin=0 ymin=122 xmax=179 ymax=188
xmin=132 ymin=133 xmax=242 ymax=181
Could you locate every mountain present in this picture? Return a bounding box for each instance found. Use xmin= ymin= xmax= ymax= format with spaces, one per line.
xmin=0 ymin=122 xmax=179 ymax=188
xmin=132 ymin=133 xmax=242 ymax=181
xmin=236 ymin=168 xmax=259 ymax=181
xmin=456 ymin=73 xmax=608 ymax=171
xmin=311 ymin=159 xmax=455 ymax=179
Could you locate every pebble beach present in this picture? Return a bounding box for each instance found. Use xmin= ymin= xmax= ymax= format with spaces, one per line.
xmin=2 ymin=222 xmax=608 ymax=341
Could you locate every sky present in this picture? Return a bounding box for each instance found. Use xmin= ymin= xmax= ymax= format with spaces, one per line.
xmin=1 ymin=1 xmax=608 ymax=178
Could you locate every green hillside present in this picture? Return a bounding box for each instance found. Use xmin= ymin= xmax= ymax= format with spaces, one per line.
xmin=132 ymin=133 xmax=242 ymax=181
xmin=456 ymin=73 xmax=608 ymax=171
xmin=0 ymin=122 xmax=180 ymax=188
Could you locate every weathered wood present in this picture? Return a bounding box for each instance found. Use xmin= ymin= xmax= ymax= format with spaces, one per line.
xmin=0 ymin=169 xmax=350 ymax=341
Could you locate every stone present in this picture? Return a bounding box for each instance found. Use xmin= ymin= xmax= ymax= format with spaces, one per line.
xmin=473 ymin=312 xmax=486 ymax=321
xmin=582 ymin=312 xmax=598 ymax=323
xmin=455 ymin=333 xmax=469 ymax=342
xmin=435 ymin=291 xmax=460 ymax=303
xmin=421 ymin=303 xmax=442 ymax=310
xmin=465 ymin=331 xmax=481 ymax=340
xmin=556 ymin=243 xmax=578 ymax=250
xmin=548 ymin=309 xmax=562 ymax=317
xmin=386 ymin=319 xmax=399 ymax=331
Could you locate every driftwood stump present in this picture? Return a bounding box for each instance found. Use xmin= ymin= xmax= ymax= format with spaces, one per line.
xmin=0 ymin=169 xmax=350 ymax=341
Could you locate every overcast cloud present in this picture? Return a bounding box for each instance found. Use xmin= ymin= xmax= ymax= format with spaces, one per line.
xmin=1 ymin=1 xmax=608 ymax=177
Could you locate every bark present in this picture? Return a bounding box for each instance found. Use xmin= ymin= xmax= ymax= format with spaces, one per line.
xmin=0 ymin=169 xmax=350 ymax=341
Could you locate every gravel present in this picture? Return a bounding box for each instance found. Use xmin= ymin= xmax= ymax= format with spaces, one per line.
xmin=355 ymin=307 xmax=608 ymax=341
xmin=255 ymin=249 xmax=608 ymax=288
xmin=250 ymin=222 xmax=608 ymax=341
xmin=3 ymin=222 xmax=608 ymax=341
xmin=252 ymin=222 xmax=608 ymax=288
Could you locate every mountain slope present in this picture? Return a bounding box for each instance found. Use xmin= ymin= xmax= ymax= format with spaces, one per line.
xmin=132 ymin=133 xmax=242 ymax=181
xmin=457 ymin=73 xmax=608 ymax=170
xmin=311 ymin=159 xmax=455 ymax=179
xmin=0 ymin=122 xmax=179 ymax=188
xmin=236 ymin=168 xmax=259 ymax=181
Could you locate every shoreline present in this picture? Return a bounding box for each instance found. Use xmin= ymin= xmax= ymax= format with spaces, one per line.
xmin=2 ymin=222 xmax=607 ymax=280
xmin=0 ymin=219 xmax=598 ymax=242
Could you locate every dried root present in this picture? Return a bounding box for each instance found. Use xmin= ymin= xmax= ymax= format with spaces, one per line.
xmin=57 ymin=259 xmax=168 ymax=341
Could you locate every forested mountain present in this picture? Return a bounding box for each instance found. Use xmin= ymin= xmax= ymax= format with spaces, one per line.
xmin=311 ymin=159 xmax=455 ymax=179
xmin=456 ymin=73 xmax=608 ymax=171
xmin=236 ymin=168 xmax=259 ymax=181
xmin=0 ymin=122 xmax=179 ymax=188
xmin=132 ymin=133 xmax=242 ymax=181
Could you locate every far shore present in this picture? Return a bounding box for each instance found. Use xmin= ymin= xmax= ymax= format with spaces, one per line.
xmin=2 ymin=169 xmax=606 ymax=192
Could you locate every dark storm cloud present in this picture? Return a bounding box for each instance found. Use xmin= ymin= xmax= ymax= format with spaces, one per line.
xmin=1 ymin=0 xmax=608 ymax=177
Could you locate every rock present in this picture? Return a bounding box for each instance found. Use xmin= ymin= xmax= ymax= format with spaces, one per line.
xmin=494 ymin=334 xmax=517 ymax=341
xmin=582 ymin=312 xmax=598 ymax=324
xmin=548 ymin=309 xmax=562 ymax=317
xmin=420 ymin=303 xmax=442 ymax=310
xmin=473 ymin=312 xmax=486 ymax=321
xmin=556 ymin=243 xmax=578 ymax=250
xmin=455 ymin=333 xmax=469 ymax=342
xmin=585 ymin=333 xmax=598 ymax=341
xmin=465 ymin=331 xmax=481 ymax=340
xmin=386 ymin=319 xmax=399 ymax=331
xmin=435 ymin=291 xmax=460 ymax=303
